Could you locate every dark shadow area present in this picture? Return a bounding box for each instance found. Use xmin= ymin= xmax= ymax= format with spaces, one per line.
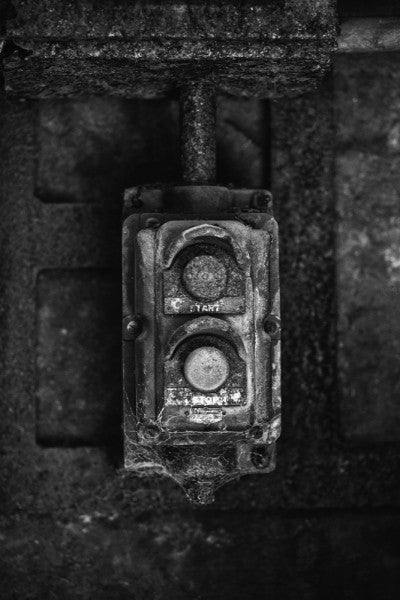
xmin=339 ymin=0 xmax=400 ymax=17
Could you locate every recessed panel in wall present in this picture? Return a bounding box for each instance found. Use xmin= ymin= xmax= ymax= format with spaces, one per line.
xmin=36 ymin=269 xmax=121 ymax=445
xmin=335 ymin=54 xmax=400 ymax=442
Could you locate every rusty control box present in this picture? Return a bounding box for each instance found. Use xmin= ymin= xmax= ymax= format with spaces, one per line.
xmin=122 ymin=185 xmax=280 ymax=503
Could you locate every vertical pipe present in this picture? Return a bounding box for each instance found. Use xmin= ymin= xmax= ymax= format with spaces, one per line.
xmin=180 ymin=79 xmax=216 ymax=185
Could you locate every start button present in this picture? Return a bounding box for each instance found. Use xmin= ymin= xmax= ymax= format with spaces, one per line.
xmin=184 ymin=346 xmax=229 ymax=392
xmin=182 ymin=255 xmax=227 ymax=301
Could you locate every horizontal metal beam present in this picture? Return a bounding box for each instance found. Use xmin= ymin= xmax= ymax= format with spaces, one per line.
xmin=6 ymin=10 xmax=400 ymax=98
xmin=338 ymin=18 xmax=400 ymax=53
xmin=1 ymin=0 xmax=336 ymax=99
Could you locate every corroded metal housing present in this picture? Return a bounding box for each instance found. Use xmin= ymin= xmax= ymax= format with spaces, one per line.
xmin=122 ymin=186 xmax=280 ymax=503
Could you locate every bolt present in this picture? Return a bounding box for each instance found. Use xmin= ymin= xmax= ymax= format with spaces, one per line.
xmin=126 ymin=317 xmax=142 ymax=338
xmin=145 ymin=217 xmax=160 ymax=229
xmin=263 ymin=315 xmax=280 ymax=339
xmin=144 ymin=425 xmax=160 ymax=439
xmin=250 ymin=445 xmax=272 ymax=469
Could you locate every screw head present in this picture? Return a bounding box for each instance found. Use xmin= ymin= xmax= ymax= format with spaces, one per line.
xmin=145 ymin=217 xmax=160 ymax=228
xmin=144 ymin=425 xmax=160 ymax=439
xmin=124 ymin=316 xmax=142 ymax=340
xmin=263 ymin=315 xmax=281 ymax=339
xmin=127 ymin=319 xmax=139 ymax=334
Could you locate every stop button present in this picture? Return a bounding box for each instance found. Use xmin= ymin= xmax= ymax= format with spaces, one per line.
xmin=184 ymin=346 xmax=229 ymax=392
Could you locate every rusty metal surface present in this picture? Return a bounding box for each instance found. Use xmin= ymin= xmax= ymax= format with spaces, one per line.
xmin=122 ymin=185 xmax=280 ymax=503
xmin=1 ymin=0 xmax=337 ymax=98
xmin=180 ymin=80 xmax=216 ymax=184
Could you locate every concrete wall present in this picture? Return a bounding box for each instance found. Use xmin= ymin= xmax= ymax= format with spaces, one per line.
xmin=0 ymin=54 xmax=399 ymax=598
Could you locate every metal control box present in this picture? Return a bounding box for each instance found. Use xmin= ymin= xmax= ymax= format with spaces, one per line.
xmin=122 ymin=186 xmax=280 ymax=503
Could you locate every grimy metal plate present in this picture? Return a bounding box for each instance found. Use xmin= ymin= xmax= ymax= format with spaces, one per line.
xmin=122 ymin=185 xmax=280 ymax=504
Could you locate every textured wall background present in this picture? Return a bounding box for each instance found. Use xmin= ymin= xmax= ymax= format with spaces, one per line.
xmin=1 ymin=54 xmax=400 ymax=598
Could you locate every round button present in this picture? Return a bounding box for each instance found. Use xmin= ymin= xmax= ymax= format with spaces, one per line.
xmin=182 ymin=255 xmax=227 ymax=301
xmin=184 ymin=347 xmax=229 ymax=392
